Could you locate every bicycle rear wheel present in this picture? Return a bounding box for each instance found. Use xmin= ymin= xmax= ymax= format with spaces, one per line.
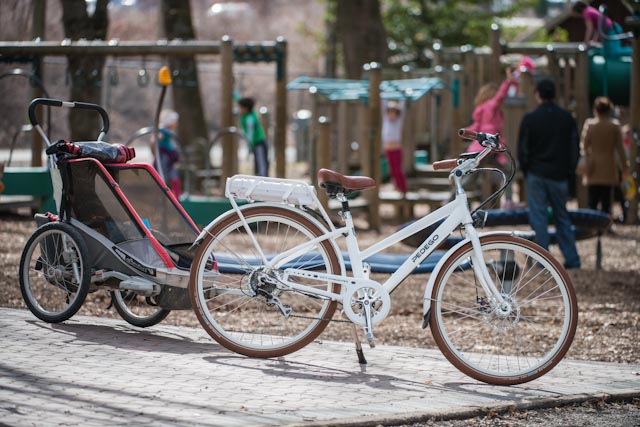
xmin=189 ymin=205 xmax=341 ymax=357
xmin=19 ymin=222 xmax=91 ymax=323
xmin=429 ymin=235 xmax=577 ymax=385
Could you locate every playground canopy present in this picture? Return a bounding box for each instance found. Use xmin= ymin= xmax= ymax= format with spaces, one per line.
xmin=287 ymin=76 xmax=447 ymax=102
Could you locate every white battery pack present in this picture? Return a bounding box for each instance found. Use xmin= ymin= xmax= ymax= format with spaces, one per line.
xmin=226 ymin=175 xmax=318 ymax=208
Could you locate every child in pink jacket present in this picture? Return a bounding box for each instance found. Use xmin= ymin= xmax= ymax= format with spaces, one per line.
xmin=467 ymin=67 xmax=515 ymax=155
xmin=466 ymin=68 xmax=517 ymax=207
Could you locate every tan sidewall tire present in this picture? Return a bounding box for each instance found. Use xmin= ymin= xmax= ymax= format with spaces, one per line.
xmin=189 ymin=205 xmax=341 ymax=358
xmin=429 ymin=234 xmax=578 ymax=385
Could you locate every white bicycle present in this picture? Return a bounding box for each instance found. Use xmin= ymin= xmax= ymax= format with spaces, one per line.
xmin=188 ymin=129 xmax=578 ymax=385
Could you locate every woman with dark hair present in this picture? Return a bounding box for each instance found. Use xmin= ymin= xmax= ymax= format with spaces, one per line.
xmin=579 ymin=96 xmax=630 ymax=216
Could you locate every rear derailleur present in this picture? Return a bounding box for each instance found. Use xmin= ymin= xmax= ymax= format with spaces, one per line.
xmin=249 ymin=268 xmax=292 ymax=318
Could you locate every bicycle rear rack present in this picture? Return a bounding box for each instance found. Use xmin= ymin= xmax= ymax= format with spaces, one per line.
xmin=226 ymin=175 xmax=319 ymax=208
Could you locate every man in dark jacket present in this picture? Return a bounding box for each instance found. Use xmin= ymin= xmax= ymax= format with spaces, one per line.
xmin=518 ymin=79 xmax=581 ymax=269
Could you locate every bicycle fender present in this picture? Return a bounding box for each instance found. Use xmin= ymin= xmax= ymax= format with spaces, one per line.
xmin=422 ymin=230 xmax=514 ymax=328
xmin=192 ymin=202 xmax=346 ymax=276
xmin=193 ymin=206 xmax=242 ymax=246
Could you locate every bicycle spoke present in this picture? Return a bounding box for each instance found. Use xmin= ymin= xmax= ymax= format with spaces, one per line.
xmin=430 ymin=237 xmax=576 ymax=384
xmin=190 ymin=206 xmax=340 ymax=356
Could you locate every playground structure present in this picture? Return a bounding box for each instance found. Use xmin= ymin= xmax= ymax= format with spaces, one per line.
xmin=0 ymin=36 xmax=288 ymax=225
xmin=0 ymin=37 xmax=288 ymax=178
xmin=286 ymin=19 xmax=638 ymax=229
xmin=287 ymin=73 xmax=463 ymax=220
xmin=1 ymin=9 xmax=638 ymax=228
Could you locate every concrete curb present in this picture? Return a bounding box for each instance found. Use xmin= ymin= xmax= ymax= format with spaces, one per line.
xmin=285 ymin=392 xmax=640 ymax=427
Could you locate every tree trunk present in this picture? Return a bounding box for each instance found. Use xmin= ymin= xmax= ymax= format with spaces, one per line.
xmin=335 ymin=0 xmax=387 ymax=79
xmin=160 ymin=0 xmax=209 ymax=170
xmin=324 ymin=1 xmax=338 ymax=78
xmin=61 ymin=0 xmax=108 ymax=141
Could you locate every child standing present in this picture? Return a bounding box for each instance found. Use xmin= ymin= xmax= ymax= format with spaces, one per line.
xmin=153 ymin=109 xmax=181 ymax=197
xmin=238 ymin=97 xmax=269 ymax=177
xmin=381 ymin=100 xmax=408 ymax=194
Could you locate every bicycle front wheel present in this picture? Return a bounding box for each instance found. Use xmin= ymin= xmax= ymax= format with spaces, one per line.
xmin=430 ymin=235 xmax=577 ymax=385
xmin=189 ymin=205 xmax=342 ymax=357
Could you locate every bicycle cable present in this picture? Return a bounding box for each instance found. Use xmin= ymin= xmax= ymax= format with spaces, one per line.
xmin=470 ymin=145 xmax=516 ymax=216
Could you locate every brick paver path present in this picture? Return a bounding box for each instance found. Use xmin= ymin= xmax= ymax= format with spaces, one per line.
xmin=1 ymin=307 xmax=639 ymax=426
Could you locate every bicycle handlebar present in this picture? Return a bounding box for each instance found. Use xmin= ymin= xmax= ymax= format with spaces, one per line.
xmin=29 ymin=98 xmax=110 ymax=135
xmin=433 ymin=128 xmax=502 ymax=172
xmin=458 ymin=128 xmax=500 ymax=149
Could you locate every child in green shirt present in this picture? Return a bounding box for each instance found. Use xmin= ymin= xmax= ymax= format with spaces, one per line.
xmin=238 ymin=97 xmax=269 ymax=176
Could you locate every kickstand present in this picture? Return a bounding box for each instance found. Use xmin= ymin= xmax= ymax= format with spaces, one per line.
xmin=350 ymin=324 xmax=367 ymax=364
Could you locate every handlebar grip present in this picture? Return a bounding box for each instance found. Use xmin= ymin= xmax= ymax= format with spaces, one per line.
xmin=28 ymin=98 xmax=109 ymax=135
xmin=433 ymin=159 xmax=459 ymax=170
xmin=458 ymin=128 xmax=478 ymax=141
xmin=28 ymin=98 xmax=63 ymax=126
xmin=458 ymin=128 xmax=500 ymax=148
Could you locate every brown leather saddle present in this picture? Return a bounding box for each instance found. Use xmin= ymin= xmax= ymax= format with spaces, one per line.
xmin=317 ymin=168 xmax=376 ymax=198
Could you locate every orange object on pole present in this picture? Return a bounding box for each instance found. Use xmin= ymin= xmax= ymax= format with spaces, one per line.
xmin=158 ymin=66 xmax=172 ymax=86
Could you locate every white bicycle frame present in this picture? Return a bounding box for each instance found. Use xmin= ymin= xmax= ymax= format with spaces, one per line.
xmin=202 ymin=145 xmax=507 ymax=328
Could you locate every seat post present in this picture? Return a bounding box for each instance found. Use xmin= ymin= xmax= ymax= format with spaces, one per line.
xmin=338 ymin=191 xmax=367 ymax=281
xmin=336 ymin=192 xmax=351 ymax=216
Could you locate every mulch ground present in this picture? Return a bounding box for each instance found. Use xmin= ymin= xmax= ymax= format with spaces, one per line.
xmin=2 ymin=211 xmax=638 ymax=365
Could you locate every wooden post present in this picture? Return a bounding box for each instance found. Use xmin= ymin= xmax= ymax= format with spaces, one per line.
xmin=337 ymin=101 xmax=349 ymax=172
xmin=627 ymin=13 xmax=640 ymax=224
xmin=258 ymin=106 xmax=270 ymax=148
xmin=432 ymin=41 xmax=442 ymax=67
xmin=316 ymin=116 xmax=331 ymax=211
xmin=503 ymin=96 xmax=526 ymax=156
xmin=365 ymin=62 xmax=382 ymax=231
xmin=575 ymin=45 xmax=590 ymax=208
xmin=477 ymin=52 xmax=488 ymax=86
xmin=308 ymin=90 xmax=319 ymax=165
xmin=275 ymin=37 xmax=288 ymax=178
xmin=415 ymin=89 xmax=428 ymax=138
xmin=450 ymin=64 xmax=464 ymax=157
xmin=519 ymin=69 xmax=535 ymax=111
xmin=563 ymin=56 xmax=573 ymax=109
xmin=429 ymin=91 xmax=441 ymax=162
xmin=437 ymin=66 xmax=452 ymax=156
xmin=462 ymin=46 xmax=475 ymax=127
xmin=402 ymin=101 xmax=415 ymax=175
xmin=490 ymin=23 xmax=502 ymax=84
xmin=358 ymin=102 xmax=370 ymax=178
xmin=545 ymin=46 xmax=562 ymax=107
xmin=574 ymin=46 xmax=590 ymax=128
xmin=31 ymin=0 xmax=46 ymax=167
xmin=220 ymin=35 xmax=235 ymax=188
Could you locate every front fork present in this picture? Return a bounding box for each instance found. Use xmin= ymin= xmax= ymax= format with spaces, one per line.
xmin=452 ymin=162 xmax=506 ymax=308
xmin=465 ymin=223 xmax=506 ymax=307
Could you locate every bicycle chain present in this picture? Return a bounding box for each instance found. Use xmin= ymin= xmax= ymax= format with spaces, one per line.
xmin=288 ymin=313 xmax=352 ymax=323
